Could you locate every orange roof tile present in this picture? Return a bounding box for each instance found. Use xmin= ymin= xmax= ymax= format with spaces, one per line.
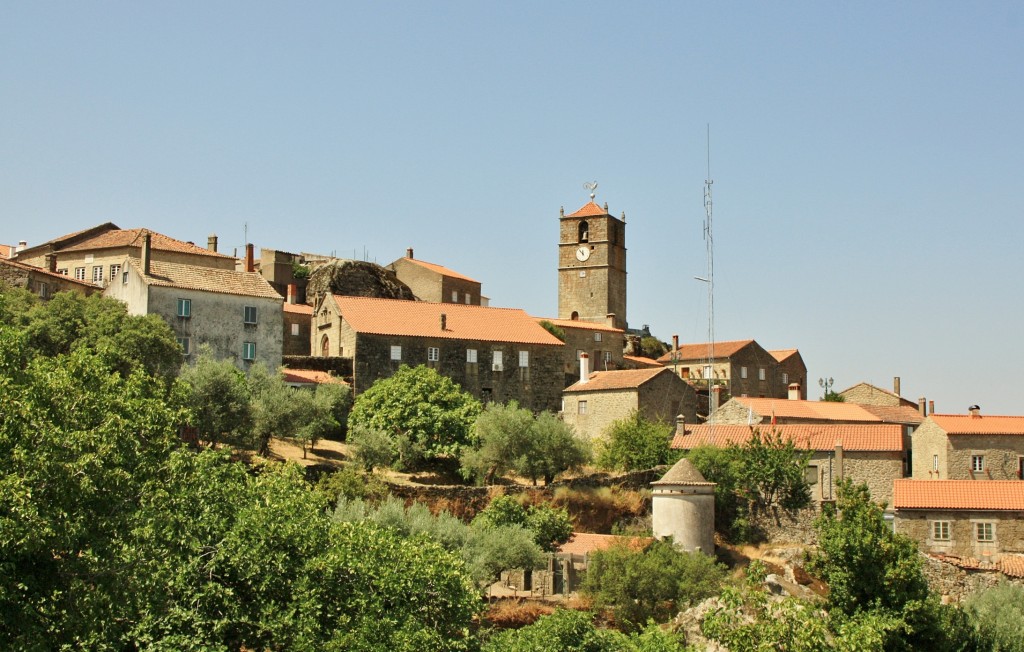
xmin=623 ymin=355 xmax=662 ymax=368
xmin=556 ymin=532 xmax=652 ymax=556
xmin=1000 ymin=555 xmax=1024 ymax=578
xmin=768 ymin=349 xmax=799 ymax=363
xmin=61 ymin=228 xmax=232 ymax=258
xmin=671 ymin=423 xmax=905 ymax=452
xmin=656 ymin=339 xmax=755 ymax=363
xmin=333 ymin=296 xmax=564 ymax=346
xmin=929 ymin=414 xmax=1024 ymax=435
xmin=131 ymin=259 xmax=283 ymax=299
xmin=403 ymin=257 xmax=479 ymax=283
xmin=566 ymin=201 xmax=609 ymax=218
xmin=731 ymin=397 xmax=882 ymax=422
xmin=857 ymin=404 xmax=924 ymax=425
xmin=564 ymin=367 xmax=671 ymax=392
xmin=894 ymin=480 xmax=1024 ymax=511
xmin=28 ymin=222 xmax=120 ymax=250
xmin=536 ymin=317 xmax=623 ymax=333
xmin=0 ymin=244 xmax=14 ymax=258
xmin=283 ymin=302 xmax=313 ymax=315
xmin=281 ymin=369 xmax=347 ymax=385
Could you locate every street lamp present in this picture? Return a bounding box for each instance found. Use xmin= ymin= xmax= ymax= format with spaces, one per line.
xmin=819 ymin=377 xmax=834 ymax=399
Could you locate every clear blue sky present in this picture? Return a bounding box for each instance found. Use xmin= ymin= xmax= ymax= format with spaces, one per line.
xmin=3 ymin=2 xmax=1022 ymax=413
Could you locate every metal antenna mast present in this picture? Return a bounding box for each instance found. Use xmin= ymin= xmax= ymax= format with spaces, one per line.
xmin=703 ymin=125 xmax=715 ymax=420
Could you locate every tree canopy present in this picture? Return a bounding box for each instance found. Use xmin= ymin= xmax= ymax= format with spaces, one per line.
xmin=597 ymin=411 xmax=676 ymax=471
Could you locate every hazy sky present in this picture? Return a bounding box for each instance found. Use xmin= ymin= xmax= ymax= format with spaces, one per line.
xmin=3 ymin=2 xmax=1022 ymax=413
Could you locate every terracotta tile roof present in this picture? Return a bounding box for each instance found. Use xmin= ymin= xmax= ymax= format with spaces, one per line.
xmin=0 ymin=258 xmax=101 ymax=288
xmin=857 ymin=404 xmax=925 ymax=425
xmin=768 ymin=349 xmax=799 ymax=363
xmin=60 ymin=228 xmax=232 ymax=259
xmin=131 ymin=258 xmax=283 ymax=299
xmin=671 ymin=423 xmax=905 ymax=452
xmin=929 ymin=414 xmax=1024 ymax=435
xmin=403 ymin=257 xmax=479 ymax=283
xmin=731 ymin=397 xmax=882 ymax=422
xmin=536 ymin=317 xmax=623 ymax=333
xmin=281 ymin=369 xmax=347 ymax=385
xmin=0 ymin=244 xmax=13 ymax=258
xmin=656 ymin=339 xmax=755 ymax=363
xmin=556 ymin=532 xmax=652 ymax=556
xmin=566 ymin=201 xmax=609 ymax=218
xmin=894 ymin=480 xmax=1024 ymax=511
xmin=623 ymin=355 xmax=663 ymax=368
xmin=333 ymin=296 xmax=564 ymax=346
xmin=30 ymin=222 xmax=120 ymax=249
xmin=653 ymin=459 xmax=714 ymax=485
xmin=283 ymin=302 xmax=313 ymax=315
xmin=564 ymin=367 xmax=671 ymax=392
xmin=1000 ymin=555 xmax=1024 ymax=578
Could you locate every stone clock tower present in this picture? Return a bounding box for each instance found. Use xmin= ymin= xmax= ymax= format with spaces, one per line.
xmin=557 ymin=196 xmax=627 ymax=329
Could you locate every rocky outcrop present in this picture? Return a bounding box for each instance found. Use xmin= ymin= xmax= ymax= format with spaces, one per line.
xmin=306 ymin=260 xmax=416 ymax=301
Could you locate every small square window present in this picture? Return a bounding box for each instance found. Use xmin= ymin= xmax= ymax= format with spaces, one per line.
xmin=243 ymin=306 xmax=258 ymax=324
xmin=976 ymin=522 xmax=994 ymax=542
xmin=290 ymin=323 xmax=300 ymax=336
xmin=740 ymin=366 xmax=748 ymax=379
xmin=972 ymin=455 xmax=985 ymax=473
xmin=594 ymin=332 xmax=602 ymax=342
xmin=242 ymin=341 xmax=256 ymax=361
xmin=390 ymin=345 xmax=402 ymax=361
xmin=177 ymin=298 xmax=191 ymax=318
xmin=428 ymin=347 xmax=439 ymax=362
xmin=466 ymin=348 xmax=477 ymax=363
xmin=578 ymin=400 xmax=587 ymax=415
xmin=177 ymin=337 xmax=191 ymax=356
xmin=932 ymin=521 xmax=950 ymax=541
xmin=518 ymin=351 xmax=529 ymax=368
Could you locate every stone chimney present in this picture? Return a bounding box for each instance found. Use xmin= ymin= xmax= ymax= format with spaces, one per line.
xmin=440 ymin=313 xmax=447 ymax=331
xmin=16 ymin=240 xmax=27 ymax=253
xmin=675 ymin=413 xmax=685 ymax=435
xmin=969 ymin=405 xmax=981 ymax=417
xmin=406 ymin=247 xmax=414 ymax=259
xmin=208 ymin=234 xmax=218 ymax=252
xmin=918 ymin=397 xmax=927 ymax=417
xmin=788 ymin=383 xmax=801 ymax=401
xmin=834 ymin=442 xmax=845 ymax=482
xmin=893 ymin=376 xmax=901 ymax=397
xmin=579 ymin=352 xmax=590 ymax=384
xmin=672 ymin=334 xmax=679 ymax=352
xmin=287 ymin=283 xmax=297 ymax=305
xmin=711 ymin=385 xmax=722 ymax=412
xmin=45 ymin=254 xmax=57 ymax=273
xmin=245 ymin=244 xmax=254 ymax=273
xmin=929 ymin=400 xmax=935 ymax=415
xmin=142 ymin=233 xmax=152 ymax=276
xmin=606 ymin=313 xmax=616 ymax=328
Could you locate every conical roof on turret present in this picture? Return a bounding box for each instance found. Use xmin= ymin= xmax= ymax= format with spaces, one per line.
xmin=652 ymin=458 xmax=715 ymax=486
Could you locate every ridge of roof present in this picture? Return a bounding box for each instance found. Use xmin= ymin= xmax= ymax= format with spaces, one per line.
xmin=129 ymin=258 xmax=283 ymax=299
xmin=929 ymin=414 xmax=1024 ymax=435
xmin=564 ymin=367 xmax=670 ymax=392
xmin=894 ymin=479 xmax=1024 ymax=511
xmin=28 ymin=222 xmax=121 ymax=250
xmin=672 ymin=423 xmax=905 ymax=452
xmin=566 ymin=201 xmax=609 ymax=218
xmin=400 ymin=256 xmax=479 ymax=283
xmin=656 ymin=339 xmax=756 ymax=363
xmin=731 ymin=397 xmax=882 ymax=422
xmin=768 ymin=349 xmax=799 ymax=362
xmin=60 ymin=228 xmax=233 ymax=258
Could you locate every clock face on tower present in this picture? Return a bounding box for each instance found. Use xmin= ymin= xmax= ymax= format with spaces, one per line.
xmin=575 ymin=246 xmax=591 ymax=262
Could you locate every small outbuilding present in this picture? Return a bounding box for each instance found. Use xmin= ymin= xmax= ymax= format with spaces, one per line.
xmin=651 ymin=458 xmax=716 ymax=555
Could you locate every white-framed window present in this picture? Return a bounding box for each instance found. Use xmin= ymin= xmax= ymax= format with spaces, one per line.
xmin=57 ymin=268 xmax=68 ymax=276
xmin=758 ymin=367 xmax=766 ymax=381
xmin=972 ymin=455 xmax=985 ymax=473
xmin=466 ymin=348 xmax=477 ymax=363
xmin=933 ymin=455 xmax=939 ymax=471
xmin=464 ymin=294 xmax=471 ymax=304
xmin=976 ymin=522 xmax=995 ymax=542
xmin=177 ymin=298 xmax=191 ymax=318
xmin=290 ymin=323 xmax=300 ymax=336
xmin=122 ymin=271 xmax=129 ymax=284
xmin=74 ymin=267 xmax=86 ymax=280
xmin=703 ymin=365 xmax=712 ymax=379
xmin=492 ymin=350 xmax=503 ymax=371
xmin=243 ymin=306 xmax=257 ymax=324
xmin=91 ymin=266 xmax=104 ymax=282
xmin=578 ymin=400 xmax=587 ymax=415
xmin=428 ymin=347 xmax=439 ymax=362
xmin=740 ymin=366 xmax=748 ymax=379
xmin=594 ymin=332 xmax=602 ymax=342
xmin=109 ymin=264 xmax=121 ymax=281
xmin=451 ymin=290 xmax=458 ymax=302
xmin=604 ymin=351 xmax=612 ymax=362
xmin=782 ymin=372 xmax=789 ymax=385
xmin=932 ymin=521 xmax=951 ymax=541
xmin=177 ymin=337 xmax=191 ymax=356
xmin=390 ymin=345 xmax=402 ymax=361
xmin=518 ymin=351 xmax=529 ymax=368
xmin=242 ymin=341 xmax=256 ymax=361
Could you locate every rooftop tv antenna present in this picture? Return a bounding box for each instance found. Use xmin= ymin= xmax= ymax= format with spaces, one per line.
xmin=703 ymin=126 xmax=715 ymax=421
xmin=583 ymin=180 xmax=598 ymax=200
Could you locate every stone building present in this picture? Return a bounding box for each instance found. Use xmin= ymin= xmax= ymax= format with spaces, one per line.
xmin=562 ymin=364 xmax=699 ymax=441
xmin=104 ymin=235 xmax=283 ymax=370
xmin=387 ymin=249 xmax=483 ymax=306
xmin=13 ymin=223 xmax=234 ymax=287
xmin=838 ymin=379 xmax=926 ymax=432
xmin=708 ymin=395 xmax=886 ymax=426
xmin=313 ymin=295 xmax=565 ymax=412
xmin=912 ymin=409 xmax=1024 ymax=481
xmin=894 ymin=479 xmax=1024 ymax=563
xmin=536 ymin=317 xmax=625 ymax=381
xmin=0 ymin=257 xmax=102 ymax=299
xmin=557 ymin=199 xmax=627 ymax=330
xmin=656 ymin=338 xmax=790 ymax=400
xmin=651 ymin=458 xmax=716 ymax=554
xmin=282 ymin=294 xmax=313 ymax=357
xmin=768 ymin=349 xmax=808 ymax=400
xmin=671 ymin=423 xmax=909 ymax=506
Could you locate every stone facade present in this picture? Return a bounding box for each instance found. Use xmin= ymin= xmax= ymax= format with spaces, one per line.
xmin=388 ymin=252 xmax=482 ymax=305
xmin=0 ymin=258 xmax=102 ymax=298
xmin=805 ymin=450 xmax=905 ymax=506
xmin=840 ymin=381 xmax=908 ymax=407
xmin=283 ymin=304 xmax=312 ymax=356
xmin=660 ymin=339 xmax=789 ymax=400
xmin=912 ymin=417 xmax=1024 ymax=480
xmin=557 ymin=201 xmax=627 ymax=330
xmin=541 ymin=318 xmax=625 ymax=379
xmin=769 ymin=350 xmax=808 ymax=400
xmin=896 ymin=509 xmax=1024 ymax=562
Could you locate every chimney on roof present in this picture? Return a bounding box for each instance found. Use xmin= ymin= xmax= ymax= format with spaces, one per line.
xmin=142 ymin=233 xmax=152 ymax=276
xmin=918 ymin=397 xmax=927 ymax=417
xmin=45 ymin=254 xmax=57 ymax=273
xmin=929 ymin=400 xmax=935 ymax=415
xmin=579 ymin=352 xmax=590 ymax=384
xmin=969 ymin=405 xmax=981 ymax=417
xmin=788 ymin=383 xmax=801 ymax=401
xmin=834 ymin=442 xmax=845 ymax=482
xmin=894 ymin=376 xmax=901 ymax=397
xmin=16 ymin=240 xmax=27 ymax=253
xmin=406 ymin=247 xmax=413 ymax=259
xmin=208 ymin=234 xmax=218 ymax=252
xmin=672 ymin=334 xmax=679 ymax=353
xmin=440 ymin=313 xmax=447 ymax=331
xmin=287 ymin=283 xmax=297 ymax=305
xmin=711 ymin=385 xmax=722 ymax=412
xmin=245 ymin=244 xmax=254 ymax=273
xmin=606 ymin=313 xmax=616 ymax=328
xmin=675 ymin=413 xmax=685 ymax=433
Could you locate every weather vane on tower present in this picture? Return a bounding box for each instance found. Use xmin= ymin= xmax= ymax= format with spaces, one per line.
xmin=583 ymin=181 xmax=598 ymax=201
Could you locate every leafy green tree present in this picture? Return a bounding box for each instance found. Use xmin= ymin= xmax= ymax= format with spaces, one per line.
xmin=965 ymin=582 xmax=1023 ymax=651
xmin=685 ymin=444 xmax=749 ymax=541
xmin=538 ymin=319 xmax=566 ymax=341
xmin=639 ymin=336 xmax=668 ymax=359
xmin=349 ymin=423 xmax=397 ymax=472
xmin=597 ymin=411 xmax=676 ymax=471
xmin=524 ymin=411 xmax=591 ymax=485
xmin=348 ymin=364 xmax=481 ymax=464
xmin=822 ymin=390 xmax=845 ymax=402
xmin=482 ymin=608 xmax=689 ymax=651
xmin=472 ymin=495 xmax=573 ymax=552
xmin=583 ymin=538 xmax=726 ymax=632
xmin=461 ymin=400 xmax=536 ymax=483
xmin=289 ymin=383 xmax=349 ymax=456
xmin=179 ymin=346 xmax=252 ymax=448
xmin=734 ymin=427 xmax=812 ymax=511
xmin=248 ymin=361 xmax=309 ymax=455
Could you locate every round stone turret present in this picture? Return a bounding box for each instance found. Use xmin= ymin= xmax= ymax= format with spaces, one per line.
xmin=651 ymin=458 xmax=716 ymax=555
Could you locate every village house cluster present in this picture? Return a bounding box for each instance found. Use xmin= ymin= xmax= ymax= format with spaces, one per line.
xmin=2 ymin=195 xmax=1022 ymax=580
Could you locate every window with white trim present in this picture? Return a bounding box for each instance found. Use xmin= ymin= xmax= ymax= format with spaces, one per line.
xmin=933 ymin=455 xmax=939 ymax=471
xmin=466 ymin=348 xmax=477 ymax=363
xmin=74 ymin=267 xmax=86 ymax=280
xmin=492 ymin=350 xmax=503 ymax=371
xmin=594 ymin=332 xmax=602 ymax=342
xmin=243 ymin=306 xmax=257 ymax=324
xmin=242 ymin=341 xmax=256 ymax=361
xmin=931 ymin=521 xmax=950 ymax=541
xmin=972 ymin=455 xmax=985 ymax=473
xmin=57 ymin=268 xmax=68 ymax=276
xmin=464 ymin=294 xmax=471 ymax=304
xmin=290 ymin=323 xmax=300 ymax=336
xmin=177 ymin=298 xmax=191 ymax=318
xmin=390 ymin=345 xmax=402 ymax=361
xmin=122 ymin=271 xmax=129 ymax=284
xmin=177 ymin=337 xmax=191 ymax=356
xmin=91 ymin=266 xmax=104 ymax=282
xmin=740 ymin=366 xmax=748 ymax=379
xmin=976 ymin=522 xmax=995 ymax=542
xmin=578 ymin=400 xmax=587 ymax=415
xmin=758 ymin=367 xmax=766 ymax=381
xmin=518 ymin=351 xmax=529 ymax=368
xmin=109 ymin=264 xmax=121 ymax=281
xmin=428 ymin=347 xmax=439 ymax=362
xmin=782 ymin=372 xmax=789 ymax=385
xmin=451 ymin=291 xmax=458 ymax=302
